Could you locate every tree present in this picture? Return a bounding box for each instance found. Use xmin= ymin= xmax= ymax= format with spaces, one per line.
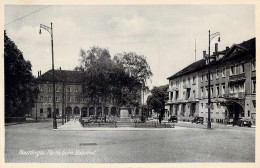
xmin=75 ymin=46 xmax=113 ymax=107
xmin=4 ymin=31 xmax=39 ymax=117
xmin=146 ymin=85 xmax=169 ymax=116
xmin=75 ymin=48 xmax=153 ymax=113
xmin=113 ymin=52 xmax=153 ymax=86
xmin=114 ymin=52 xmax=153 ymax=114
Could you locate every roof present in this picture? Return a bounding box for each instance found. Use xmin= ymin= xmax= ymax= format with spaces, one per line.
xmin=167 ymin=37 xmax=255 ymax=80
xmin=37 ymin=70 xmax=84 ymax=83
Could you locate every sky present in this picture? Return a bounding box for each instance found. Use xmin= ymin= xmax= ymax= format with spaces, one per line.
xmin=4 ymin=5 xmax=255 ymax=90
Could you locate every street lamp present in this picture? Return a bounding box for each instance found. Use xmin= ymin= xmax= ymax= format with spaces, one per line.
xmin=207 ymin=30 xmax=220 ymax=129
xmin=39 ymin=23 xmax=57 ymax=129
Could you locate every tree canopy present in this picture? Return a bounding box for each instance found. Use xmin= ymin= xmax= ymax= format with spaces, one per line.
xmin=4 ymin=31 xmax=39 ymax=117
xmin=146 ymin=85 xmax=169 ymax=116
xmin=75 ymin=47 xmax=152 ymax=109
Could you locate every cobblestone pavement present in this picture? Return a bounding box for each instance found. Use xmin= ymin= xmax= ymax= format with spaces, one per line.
xmin=5 ymin=119 xmax=255 ymax=163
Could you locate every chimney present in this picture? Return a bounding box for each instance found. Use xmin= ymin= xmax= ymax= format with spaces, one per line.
xmin=38 ymin=71 xmax=39 ymax=77
xmin=215 ymin=43 xmax=218 ymax=53
xmin=226 ymin=46 xmax=229 ymax=50
xmin=60 ymin=67 xmax=61 ymax=70
xmin=40 ymin=70 xmax=41 ymax=76
xmin=203 ymin=51 xmax=206 ymax=59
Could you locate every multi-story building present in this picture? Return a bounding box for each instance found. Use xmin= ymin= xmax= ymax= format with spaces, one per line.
xmin=165 ymin=38 xmax=256 ymax=125
xmin=32 ymin=69 xmax=141 ymax=119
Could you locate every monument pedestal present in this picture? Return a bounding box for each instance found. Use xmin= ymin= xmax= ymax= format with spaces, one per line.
xmin=119 ymin=107 xmax=130 ymax=122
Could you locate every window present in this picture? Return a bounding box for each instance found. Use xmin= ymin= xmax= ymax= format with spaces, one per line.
xmin=216 ymin=86 xmax=220 ymax=96
xmin=67 ymin=87 xmax=71 ymax=92
xmin=252 ymin=79 xmax=256 ymax=94
xmin=222 ymin=68 xmax=226 ymax=77
xmin=239 ymin=83 xmax=245 ymax=92
xmin=201 ymin=103 xmax=204 ymax=109
xmin=175 ymin=91 xmax=179 ymax=100
xmin=56 ymin=86 xmax=59 ymax=93
xmin=40 ymin=96 xmax=44 ymax=101
xmin=241 ymin=63 xmax=245 ymax=73
xmin=210 ymin=73 xmax=213 ymax=80
xmin=56 ymin=97 xmax=60 ymax=102
xmin=39 ymin=86 xmax=43 ymax=92
xmin=235 ymin=64 xmax=240 ymax=74
xmin=201 ymin=87 xmax=204 ymax=98
xmin=75 ymin=96 xmax=78 ymax=102
xmin=48 ymin=96 xmax=52 ymax=102
xmin=201 ymin=74 xmax=204 ymax=82
xmin=48 ymin=87 xmax=52 ymax=92
xmin=230 ymin=65 xmax=234 ymax=76
xmin=188 ymin=78 xmax=190 ymax=85
xmin=75 ymin=88 xmax=78 ymax=92
xmin=193 ymin=77 xmax=196 ymax=84
xmin=206 ymin=73 xmax=209 ymax=81
xmin=252 ymin=59 xmax=256 ymax=71
xmin=216 ymin=70 xmax=219 ymax=79
xmin=187 ymin=89 xmax=191 ymax=99
xmin=205 ymin=88 xmax=208 ymax=98
xmin=68 ymin=96 xmax=71 ymax=102
xmin=210 ymin=87 xmax=213 ymax=97
xmin=222 ymin=84 xmax=225 ymax=95
xmin=193 ymin=90 xmax=195 ymax=98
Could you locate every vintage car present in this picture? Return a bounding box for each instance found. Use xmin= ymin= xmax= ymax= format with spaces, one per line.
xmin=168 ymin=116 xmax=178 ymax=123
xmin=235 ymin=118 xmax=252 ymax=127
xmin=191 ymin=117 xmax=204 ymax=124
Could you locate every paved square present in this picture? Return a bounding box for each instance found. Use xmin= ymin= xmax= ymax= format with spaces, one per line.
xmin=5 ymin=120 xmax=255 ymax=163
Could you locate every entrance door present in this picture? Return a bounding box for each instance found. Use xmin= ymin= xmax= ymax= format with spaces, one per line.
xmin=190 ymin=103 xmax=196 ymax=117
xmin=47 ymin=107 xmax=52 ymax=118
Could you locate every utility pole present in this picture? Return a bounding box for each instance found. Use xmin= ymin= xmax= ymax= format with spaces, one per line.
xmin=39 ymin=22 xmax=57 ymax=129
xmin=207 ymin=30 xmax=220 ymax=130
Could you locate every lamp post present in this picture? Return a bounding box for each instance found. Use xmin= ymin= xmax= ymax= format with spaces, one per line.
xmin=39 ymin=23 xmax=57 ymax=129
xmin=207 ymin=30 xmax=220 ymax=129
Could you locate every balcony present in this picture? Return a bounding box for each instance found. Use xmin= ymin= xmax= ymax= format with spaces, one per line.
xmin=183 ymin=84 xmax=191 ymax=89
xmin=229 ymin=73 xmax=246 ymax=83
xmin=226 ymin=92 xmax=245 ymax=99
xmin=167 ymin=87 xmax=179 ymax=92
xmin=166 ymin=100 xmax=174 ymax=104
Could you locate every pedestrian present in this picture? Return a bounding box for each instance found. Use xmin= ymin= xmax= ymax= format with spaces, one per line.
xmin=74 ymin=116 xmax=76 ymax=123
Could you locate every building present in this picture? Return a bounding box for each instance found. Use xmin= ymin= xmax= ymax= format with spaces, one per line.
xmin=165 ymin=38 xmax=256 ymax=125
xmin=32 ymin=69 xmax=142 ymax=120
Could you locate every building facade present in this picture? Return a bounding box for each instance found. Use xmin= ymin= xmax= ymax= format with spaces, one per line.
xmin=32 ymin=69 xmax=141 ymax=119
xmin=165 ymin=38 xmax=256 ymax=125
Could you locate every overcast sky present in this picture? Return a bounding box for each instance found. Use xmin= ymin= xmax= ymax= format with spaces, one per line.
xmin=4 ymin=5 xmax=255 ymax=89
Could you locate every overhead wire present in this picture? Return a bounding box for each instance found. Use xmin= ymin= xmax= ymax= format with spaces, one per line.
xmin=4 ymin=5 xmax=51 ymax=27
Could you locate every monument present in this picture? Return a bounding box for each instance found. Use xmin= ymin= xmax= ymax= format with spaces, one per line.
xmin=119 ymin=107 xmax=131 ymax=122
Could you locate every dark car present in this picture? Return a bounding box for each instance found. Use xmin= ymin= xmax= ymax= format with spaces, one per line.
xmin=140 ymin=116 xmax=146 ymax=123
xmin=168 ymin=116 xmax=178 ymax=123
xmin=191 ymin=117 xmax=204 ymax=124
xmin=235 ymin=118 xmax=252 ymax=127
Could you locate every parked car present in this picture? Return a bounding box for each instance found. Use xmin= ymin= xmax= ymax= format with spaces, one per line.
xmin=191 ymin=117 xmax=204 ymax=124
xmin=140 ymin=116 xmax=146 ymax=123
xmin=235 ymin=118 xmax=252 ymax=127
xmin=168 ymin=116 xmax=178 ymax=123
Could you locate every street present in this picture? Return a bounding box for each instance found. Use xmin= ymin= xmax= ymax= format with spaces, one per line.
xmin=5 ymin=120 xmax=255 ymax=163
